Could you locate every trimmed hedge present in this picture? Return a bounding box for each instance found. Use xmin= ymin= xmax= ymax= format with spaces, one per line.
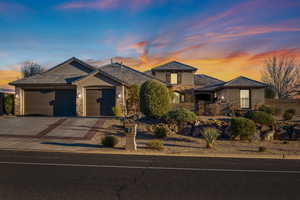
xmin=246 ymin=111 xmax=275 ymax=126
xmin=230 ymin=117 xmax=256 ymax=141
xmin=4 ymin=95 xmax=13 ymax=115
xmin=164 ymin=108 xmax=197 ymax=123
xmin=140 ymin=80 xmax=171 ymax=118
xmin=154 ymin=126 xmax=169 ymax=139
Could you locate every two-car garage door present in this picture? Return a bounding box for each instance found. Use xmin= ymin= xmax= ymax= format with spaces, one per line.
xmin=24 ymin=89 xmax=76 ymax=116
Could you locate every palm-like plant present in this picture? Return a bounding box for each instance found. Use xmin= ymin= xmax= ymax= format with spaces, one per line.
xmin=202 ymin=128 xmax=220 ymax=149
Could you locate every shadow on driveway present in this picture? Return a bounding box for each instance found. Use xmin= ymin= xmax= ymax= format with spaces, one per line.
xmin=41 ymin=142 xmax=102 ymax=148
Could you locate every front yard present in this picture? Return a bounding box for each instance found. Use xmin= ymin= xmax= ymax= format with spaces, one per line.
xmin=100 ymin=118 xmax=300 ymax=157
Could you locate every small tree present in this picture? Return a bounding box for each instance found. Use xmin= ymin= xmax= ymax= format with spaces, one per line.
xmin=140 ymin=80 xmax=171 ymax=118
xmin=4 ymin=95 xmax=13 ymax=115
xmin=261 ymin=55 xmax=299 ymax=99
xmin=21 ymin=61 xmax=45 ymax=78
xmin=126 ymin=84 xmax=140 ymax=115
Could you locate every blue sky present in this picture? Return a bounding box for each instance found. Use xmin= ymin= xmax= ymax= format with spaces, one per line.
xmin=0 ymin=0 xmax=300 ymax=82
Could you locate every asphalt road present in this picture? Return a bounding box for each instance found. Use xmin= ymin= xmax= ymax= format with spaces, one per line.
xmin=0 ymin=150 xmax=299 ymax=200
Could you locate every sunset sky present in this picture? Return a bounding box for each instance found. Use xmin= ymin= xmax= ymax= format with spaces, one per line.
xmin=0 ymin=0 xmax=300 ymax=88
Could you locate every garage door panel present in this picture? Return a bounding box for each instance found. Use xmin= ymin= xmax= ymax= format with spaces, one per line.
xmin=54 ymin=90 xmax=76 ymax=116
xmin=86 ymin=88 xmax=115 ymax=116
xmin=24 ymin=90 xmax=55 ymax=116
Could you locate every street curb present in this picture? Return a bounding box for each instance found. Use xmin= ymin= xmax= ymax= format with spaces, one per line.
xmin=0 ymin=147 xmax=299 ymax=160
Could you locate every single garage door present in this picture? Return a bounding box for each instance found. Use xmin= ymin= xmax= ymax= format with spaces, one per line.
xmin=86 ymin=88 xmax=115 ymax=116
xmin=54 ymin=90 xmax=76 ymax=116
xmin=24 ymin=89 xmax=55 ymax=116
xmin=24 ymin=89 xmax=76 ymax=116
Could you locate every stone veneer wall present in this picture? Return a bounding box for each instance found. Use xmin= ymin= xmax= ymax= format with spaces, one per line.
xmin=14 ymin=87 xmax=23 ymax=116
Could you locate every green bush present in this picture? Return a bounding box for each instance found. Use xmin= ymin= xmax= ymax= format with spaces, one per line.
xmin=247 ymin=111 xmax=275 ymax=126
xmin=202 ymin=128 xmax=220 ymax=148
xmin=165 ymin=108 xmax=197 ymax=123
xmin=112 ymin=105 xmax=122 ymax=117
xmin=154 ymin=126 xmax=169 ymax=139
xmin=126 ymin=84 xmax=140 ymax=115
xmin=230 ymin=117 xmax=256 ymax=141
xmin=140 ymin=80 xmax=171 ymax=118
xmin=258 ymin=105 xmax=274 ymax=115
xmin=283 ymin=111 xmax=294 ymax=121
xmin=146 ymin=140 xmax=164 ymax=150
xmin=4 ymin=95 xmax=13 ymax=115
xmin=101 ymin=136 xmax=119 ymax=147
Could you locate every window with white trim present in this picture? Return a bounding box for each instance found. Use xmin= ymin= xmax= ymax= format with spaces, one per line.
xmin=170 ymin=73 xmax=178 ymax=84
xmin=240 ymin=89 xmax=250 ymax=109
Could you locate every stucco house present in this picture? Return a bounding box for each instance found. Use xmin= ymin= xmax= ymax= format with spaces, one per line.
xmin=10 ymin=57 xmax=266 ymax=117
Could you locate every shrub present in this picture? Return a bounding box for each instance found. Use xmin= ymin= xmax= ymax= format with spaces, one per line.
xmin=126 ymin=84 xmax=140 ymax=115
xmin=101 ymin=136 xmax=119 ymax=147
xmin=283 ymin=111 xmax=294 ymax=121
xmin=286 ymin=108 xmax=296 ymax=115
xmin=258 ymin=146 xmax=267 ymax=152
xmin=265 ymin=87 xmax=275 ymax=99
xmin=230 ymin=117 xmax=256 ymax=141
xmin=146 ymin=140 xmax=164 ymax=150
xmin=201 ymin=128 xmax=220 ymax=148
xmin=112 ymin=105 xmax=122 ymax=117
xmin=258 ymin=105 xmax=274 ymax=115
xmin=140 ymin=80 xmax=171 ymax=118
xmin=165 ymin=108 xmax=197 ymax=124
xmin=247 ymin=111 xmax=275 ymax=126
xmin=4 ymin=95 xmax=13 ymax=115
xmin=154 ymin=126 xmax=169 ymax=139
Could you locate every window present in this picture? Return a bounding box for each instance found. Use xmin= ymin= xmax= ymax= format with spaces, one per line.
xmin=172 ymin=92 xmax=184 ymax=104
xmin=170 ymin=73 xmax=178 ymax=84
xmin=240 ymin=89 xmax=250 ymax=109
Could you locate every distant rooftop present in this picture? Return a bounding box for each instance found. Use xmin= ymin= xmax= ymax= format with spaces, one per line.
xmin=151 ymin=61 xmax=198 ymax=72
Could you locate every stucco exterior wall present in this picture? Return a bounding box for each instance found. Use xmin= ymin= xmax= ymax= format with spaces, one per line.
xmin=14 ymin=87 xmax=24 ymax=116
xmin=251 ymin=88 xmax=265 ymax=109
xmin=216 ymin=88 xmax=265 ymax=109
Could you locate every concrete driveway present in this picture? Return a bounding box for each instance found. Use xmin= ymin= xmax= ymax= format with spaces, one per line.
xmin=0 ymin=117 xmax=105 ymax=140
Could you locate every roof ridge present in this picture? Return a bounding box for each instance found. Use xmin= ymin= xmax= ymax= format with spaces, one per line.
xmin=224 ymin=76 xmax=265 ymax=86
xmin=99 ymin=62 xmax=169 ymax=85
xmin=152 ymin=60 xmax=198 ymax=71
xmin=196 ymin=74 xmax=225 ymax=82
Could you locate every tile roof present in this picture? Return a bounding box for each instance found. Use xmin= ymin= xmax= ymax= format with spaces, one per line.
xmin=223 ymin=76 xmax=266 ymax=87
xmin=99 ymin=63 xmax=168 ymax=85
xmin=151 ymin=61 xmax=198 ymax=71
xmin=194 ymin=74 xmax=224 ymax=86
xmin=10 ymin=57 xmax=94 ymax=85
xmin=196 ymin=76 xmax=266 ymax=92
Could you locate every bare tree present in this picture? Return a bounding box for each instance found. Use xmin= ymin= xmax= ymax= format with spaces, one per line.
xmin=261 ymin=55 xmax=300 ymax=99
xmin=21 ymin=61 xmax=45 ymax=78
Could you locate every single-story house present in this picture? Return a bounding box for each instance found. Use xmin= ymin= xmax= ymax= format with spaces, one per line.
xmin=9 ymin=57 xmax=167 ymax=117
xmin=10 ymin=57 xmax=266 ymax=117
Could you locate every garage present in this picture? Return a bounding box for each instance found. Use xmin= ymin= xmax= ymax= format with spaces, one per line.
xmin=86 ymin=88 xmax=115 ymax=116
xmin=24 ymin=89 xmax=76 ymax=116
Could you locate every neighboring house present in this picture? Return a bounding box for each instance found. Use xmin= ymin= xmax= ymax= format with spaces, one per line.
xmin=9 ymin=57 xmax=266 ymax=117
xmin=151 ymin=61 xmax=266 ymax=113
xmin=9 ymin=57 xmax=166 ymax=117
xmin=0 ymin=89 xmax=15 ymax=115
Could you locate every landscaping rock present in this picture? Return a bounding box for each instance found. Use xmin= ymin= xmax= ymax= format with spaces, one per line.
xmin=292 ymin=125 xmax=300 ymax=140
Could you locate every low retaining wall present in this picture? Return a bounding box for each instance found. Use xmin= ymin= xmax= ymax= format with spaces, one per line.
xmin=265 ymin=99 xmax=300 ymax=114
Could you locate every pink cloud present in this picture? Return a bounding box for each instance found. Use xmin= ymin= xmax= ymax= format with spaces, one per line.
xmin=58 ymin=0 xmax=154 ymax=11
